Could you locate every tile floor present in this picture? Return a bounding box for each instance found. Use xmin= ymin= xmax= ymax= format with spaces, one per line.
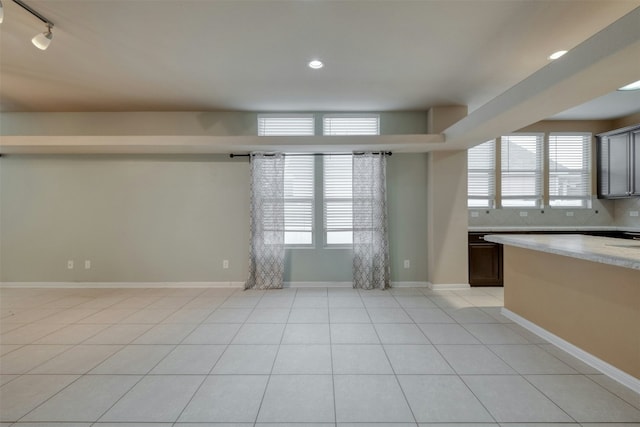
xmin=0 ymin=286 xmax=639 ymax=426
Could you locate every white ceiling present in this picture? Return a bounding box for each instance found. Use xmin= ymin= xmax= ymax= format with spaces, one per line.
xmin=0 ymin=0 xmax=638 ymax=119
xmin=549 ymin=89 xmax=640 ymax=120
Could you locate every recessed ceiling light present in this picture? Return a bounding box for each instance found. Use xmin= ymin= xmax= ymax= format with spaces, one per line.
xmin=618 ymin=79 xmax=640 ymax=91
xmin=548 ymin=50 xmax=568 ymax=60
xmin=308 ymin=60 xmax=324 ymax=69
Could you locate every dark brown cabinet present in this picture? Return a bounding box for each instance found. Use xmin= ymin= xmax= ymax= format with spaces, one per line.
xmin=468 ymin=232 xmax=503 ymax=286
xmin=467 ymin=230 xmax=635 ymax=287
xmin=597 ymin=125 xmax=640 ymax=198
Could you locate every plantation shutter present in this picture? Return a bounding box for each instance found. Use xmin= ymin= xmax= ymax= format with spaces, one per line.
xmin=468 ymin=140 xmax=496 ymax=208
xmin=501 ymin=134 xmax=544 ymax=208
xmin=258 ymin=114 xmax=315 ymax=136
xmin=549 ymin=133 xmax=592 ymax=207
xmin=324 ymin=155 xmax=353 ymax=245
xmin=323 ymin=115 xmax=379 ymax=135
xmin=284 ymin=156 xmax=314 ymax=245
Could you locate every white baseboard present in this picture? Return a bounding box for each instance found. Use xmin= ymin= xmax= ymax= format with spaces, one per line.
xmin=284 ymin=281 xmax=353 ymax=288
xmin=501 ymin=308 xmax=640 ymax=394
xmin=428 ymin=283 xmax=470 ymax=290
xmin=1 ymin=281 xmax=430 ymax=289
xmin=391 ymin=281 xmax=430 ymax=288
xmin=0 ymin=282 xmax=244 ymax=289
xmin=284 ymin=281 xmax=429 ymax=288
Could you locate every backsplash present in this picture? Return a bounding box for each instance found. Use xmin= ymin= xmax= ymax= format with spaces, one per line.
xmin=469 ymin=198 xmax=616 ymax=227
xmin=614 ymin=198 xmax=640 ymax=228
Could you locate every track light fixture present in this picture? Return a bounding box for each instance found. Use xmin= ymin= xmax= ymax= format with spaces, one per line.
xmin=0 ymin=0 xmax=4 ymax=24
xmin=32 ymin=22 xmax=52 ymax=50
xmin=11 ymin=0 xmax=55 ymax=50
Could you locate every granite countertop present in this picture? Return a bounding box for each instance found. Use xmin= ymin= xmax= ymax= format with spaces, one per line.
xmin=469 ymin=226 xmax=640 ymax=232
xmin=484 ymin=234 xmax=640 ymax=271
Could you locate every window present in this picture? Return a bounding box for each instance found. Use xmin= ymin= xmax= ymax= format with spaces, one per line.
xmin=258 ymin=114 xmax=315 ymax=136
xmin=468 ymin=140 xmax=496 ymax=208
xmin=322 ymin=115 xmax=379 ymax=245
xmin=549 ymin=133 xmax=592 ymax=207
xmin=284 ymin=156 xmax=314 ymax=245
xmin=323 ymin=114 xmax=379 ymax=135
xmin=256 ymin=113 xmax=381 ymax=246
xmin=324 ymin=155 xmax=353 ymax=245
xmin=501 ymin=134 xmax=543 ymax=208
xmin=258 ymin=115 xmax=316 ymax=246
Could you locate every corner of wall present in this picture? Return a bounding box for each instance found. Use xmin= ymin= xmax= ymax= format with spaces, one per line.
xmin=427 ymin=106 xmax=468 ymax=134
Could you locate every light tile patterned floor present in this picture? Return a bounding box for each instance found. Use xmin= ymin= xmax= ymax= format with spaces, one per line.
xmin=1 ymin=286 xmax=639 ymax=426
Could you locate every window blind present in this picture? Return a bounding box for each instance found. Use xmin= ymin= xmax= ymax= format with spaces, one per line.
xmin=501 ymin=134 xmax=544 ymax=208
xmin=468 ymin=140 xmax=496 ymax=208
xmin=323 ymin=115 xmax=380 ymax=135
xmin=324 ymin=155 xmax=353 ymax=245
xmin=284 ymin=156 xmax=314 ymax=245
xmin=258 ymin=114 xmax=315 ymax=136
xmin=549 ymin=133 xmax=591 ymax=207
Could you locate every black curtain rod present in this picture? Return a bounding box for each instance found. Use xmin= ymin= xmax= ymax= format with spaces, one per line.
xmin=229 ymin=152 xmax=392 ymax=158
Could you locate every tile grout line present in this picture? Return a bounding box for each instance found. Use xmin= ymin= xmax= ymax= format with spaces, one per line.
xmin=369 ymin=290 xmax=419 ymax=426
xmin=170 ymin=287 xmax=249 ymax=425
xmin=251 ymin=287 xmax=297 ymax=426
xmin=328 ymin=287 xmax=337 ymax=427
xmin=91 ymin=288 xmax=232 ymax=424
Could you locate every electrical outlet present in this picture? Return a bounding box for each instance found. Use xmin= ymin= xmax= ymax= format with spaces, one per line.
xmin=566 ymin=211 xmax=574 ymax=217
xmin=223 ymin=260 xmax=229 ymax=269
xmin=519 ymin=211 xmax=528 ymax=217
xmin=470 ymin=211 xmax=479 ymax=218
xmin=84 ymin=260 xmax=91 ymax=269
xmin=403 ymin=259 xmax=410 ymax=269
xmin=67 ymin=260 xmax=74 ymax=269
xmin=630 ymin=211 xmax=639 ymax=217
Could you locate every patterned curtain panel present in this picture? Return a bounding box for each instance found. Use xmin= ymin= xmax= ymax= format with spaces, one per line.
xmin=352 ymin=153 xmax=390 ymax=290
xmin=245 ymin=153 xmax=286 ymax=290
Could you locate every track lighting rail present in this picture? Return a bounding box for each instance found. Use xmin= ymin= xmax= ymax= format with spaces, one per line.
xmin=12 ymin=0 xmax=53 ymax=26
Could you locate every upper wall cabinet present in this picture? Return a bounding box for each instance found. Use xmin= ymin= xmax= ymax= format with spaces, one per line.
xmin=597 ymin=125 xmax=640 ymax=199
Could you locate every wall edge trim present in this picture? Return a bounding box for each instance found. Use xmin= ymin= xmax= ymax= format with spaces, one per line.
xmin=0 ymin=281 xmax=244 ymax=288
xmin=428 ymin=282 xmax=470 ymax=290
xmin=501 ymin=307 xmax=640 ymax=394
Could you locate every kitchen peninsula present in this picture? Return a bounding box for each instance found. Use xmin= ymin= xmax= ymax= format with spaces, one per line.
xmin=484 ymin=234 xmax=640 ymax=391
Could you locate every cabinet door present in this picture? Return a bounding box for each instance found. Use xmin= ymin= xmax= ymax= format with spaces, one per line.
xmin=632 ymin=130 xmax=640 ymax=196
xmin=607 ymin=133 xmax=631 ymax=197
xmin=468 ymin=243 xmax=503 ymax=286
xmin=598 ymin=137 xmax=610 ymax=196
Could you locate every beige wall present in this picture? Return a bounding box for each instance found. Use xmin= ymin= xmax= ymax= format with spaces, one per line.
xmin=613 ymin=112 xmax=640 ymax=130
xmin=504 ymin=246 xmax=640 ymax=378
xmin=427 ymin=150 xmax=469 ymax=286
xmin=427 ymin=106 xmax=468 ymax=134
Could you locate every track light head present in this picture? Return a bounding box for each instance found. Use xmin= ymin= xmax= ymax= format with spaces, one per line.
xmin=0 ymin=0 xmax=4 ymax=24
xmin=32 ymin=23 xmax=53 ymax=50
